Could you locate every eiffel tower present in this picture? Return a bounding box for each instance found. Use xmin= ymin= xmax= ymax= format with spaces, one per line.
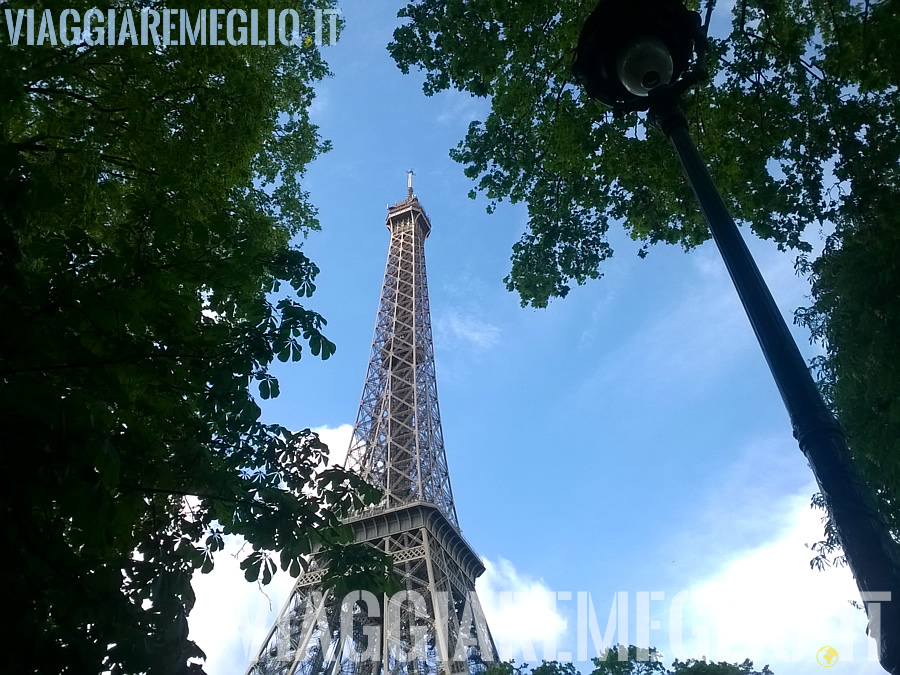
xmin=247 ymin=174 xmax=497 ymax=675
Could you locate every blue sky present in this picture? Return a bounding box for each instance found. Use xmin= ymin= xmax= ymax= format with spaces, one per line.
xmin=190 ymin=2 xmax=884 ymax=674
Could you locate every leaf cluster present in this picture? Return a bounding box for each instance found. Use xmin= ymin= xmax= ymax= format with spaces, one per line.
xmin=797 ymin=168 xmax=900 ymax=568
xmin=0 ymin=1 xmax=390 ymax=672
xmin=484 ymin=646 xmax=773 ymax=675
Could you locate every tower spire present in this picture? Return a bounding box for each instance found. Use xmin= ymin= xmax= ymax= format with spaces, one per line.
xmin=407 ymin=169 xmax=415 ymax=199
xmin=248 ymin=189 xmax=496 ymax=675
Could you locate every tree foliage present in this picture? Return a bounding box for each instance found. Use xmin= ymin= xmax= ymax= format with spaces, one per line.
xmin=1 ymin=1 xmax=390 ymax=672
xmin=388 ymin=0 xmax=900 ymax=558
xmin=485 ymin=647 xmax=773 ymax=675
xmin=798 ymin=184 xmax=900 ymax=569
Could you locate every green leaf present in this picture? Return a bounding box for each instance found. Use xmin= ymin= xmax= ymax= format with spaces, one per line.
xmin=259 ymin=379 xmax=273 ymax=400
xmin=321 ymin=338 xmax=336 ymax=360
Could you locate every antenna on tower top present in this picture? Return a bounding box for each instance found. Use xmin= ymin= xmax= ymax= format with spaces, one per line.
xmin=407 ymin=169 xmax=415 ymax=198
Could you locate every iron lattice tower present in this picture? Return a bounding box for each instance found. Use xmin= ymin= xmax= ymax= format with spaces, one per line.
xmin=248 ymin=176 xmax=497 ymax=675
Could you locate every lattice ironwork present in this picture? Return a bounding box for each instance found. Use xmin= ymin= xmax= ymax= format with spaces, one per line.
xmin=247 ymin=179 xmax=496 ymax=675
xmin=344 ymin=186 xmax=457 ymax=527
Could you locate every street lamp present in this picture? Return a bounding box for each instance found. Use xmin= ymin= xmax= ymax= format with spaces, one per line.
xmin=573 ymin=0 xmax=900 ymax=672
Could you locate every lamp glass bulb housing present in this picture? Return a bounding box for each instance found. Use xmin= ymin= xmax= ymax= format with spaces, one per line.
xmin=616 ymin=37 xmax=674 ymax=97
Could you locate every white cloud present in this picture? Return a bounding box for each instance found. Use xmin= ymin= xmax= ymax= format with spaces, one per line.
xmin=309 ymin=88 xmax=330 ymax=122
xmin=612 ymin=428 xmax=885 ymax=674
xmin=434 ymin=90 xmax=488 ymax=126
xmin=689 ymin=238 xmax=812 ymax=328
xmin=577 ymin=265 xmax=750 ymax=402
xmin=661 ymin=435 xmax=815 ymax=570
xmin=315 ymin=423 xmax=354 ymax=468
xmin=436 ymin=308 xmax=501 ymax=350
xmin=576 ymin=238 xmax=819 ymax=407
xmin=672 ymin=493 xmax=883 ymax=673
xmin=477 ymin=557 xmax=568 ymax=663
xmin=190 ymin=534 xmax=296 ymax=674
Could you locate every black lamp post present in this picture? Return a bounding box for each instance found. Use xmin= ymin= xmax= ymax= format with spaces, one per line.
xmin=573 ymin=1 xmax=900 ymax=671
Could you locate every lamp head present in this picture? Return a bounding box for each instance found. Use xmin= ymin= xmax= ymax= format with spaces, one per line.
xmin=573 ymin=0 xmax=705 ymax=110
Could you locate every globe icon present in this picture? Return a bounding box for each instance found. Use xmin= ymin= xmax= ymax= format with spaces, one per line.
xmin=817 ymin=646 xmax=839 ymax=667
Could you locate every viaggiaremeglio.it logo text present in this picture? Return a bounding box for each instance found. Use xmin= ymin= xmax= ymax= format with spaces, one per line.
xmin=2 ymin=7 xmax=339 ymax=47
